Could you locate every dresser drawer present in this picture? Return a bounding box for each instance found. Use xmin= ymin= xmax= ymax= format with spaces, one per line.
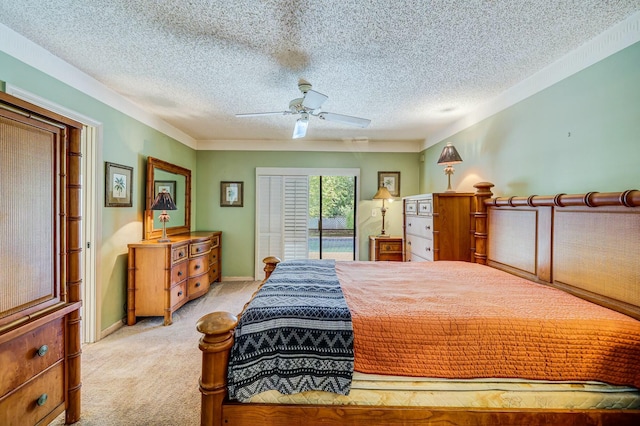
xmin=190 ymin=241 xmax=211 ymax=257
xmin=406 ymin=234 xmax=434 ymax=261
xmin=404 ymin=200 xmax=417 ymax=214
xmin=209 ymin=247 xmax=219 ymax=266
xmin=188 ymin=274 xmax=210 ymax=297
xmin=405 ymin=216 xmax=433 ymax=239
xmin=171 ymin=244 xmax=189 ymax=264
xmin=171 ymin=261 xmax=188 ymax=285
xmin=0 ymin=361 xmax=65 ymax=425
xmin=210 ymin=234 xmax=220 ymax=249
xmin=189 ymin=256 xmax=208 ymax=276
xmin=209 ymin=263 xmax=220 ymax=283
xmin=0 ymin=318 xmax=64 ymax=398
xmin=170 ymin=282 xmax=187 ymax=308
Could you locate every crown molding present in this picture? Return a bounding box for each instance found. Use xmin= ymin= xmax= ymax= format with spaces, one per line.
xmin=197 ymin=139 xmax=423 ymax=152
xmin=422 ymin=11 xmax=640 ymax=151
xmin=0 ymin=23 xmax=197 ymax=149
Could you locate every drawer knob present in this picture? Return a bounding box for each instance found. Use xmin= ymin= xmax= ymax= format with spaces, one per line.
xmin=37 ymin=394 xmax=48 ymax=406
xmin=179 ymin=252 xmax=184 ymax=257
xmin=195 ymin=264 xmax=201 ymax=270
xmin=196 ymin=248 xmax=201 ymax=252
xmin=37 ymin=345 xmax=49 ymax=357
xmin=177 ymin=291 xmax=183 ymax=297
xmin=408 ymin=223 xmax=412 ymax=227
xmin=177 ymin=271 xmax=183 ymax=277
xmin=425 ymin=247 xmax=431 ymax=252
xmin=195 ymin=282 xmax=201 ymax=287
xmin=426 ymin=225 xmax=431 ymax=230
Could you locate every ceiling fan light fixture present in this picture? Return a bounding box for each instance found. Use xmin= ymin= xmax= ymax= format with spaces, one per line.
xmin=292 ymin=114 xmax=309 ymax=139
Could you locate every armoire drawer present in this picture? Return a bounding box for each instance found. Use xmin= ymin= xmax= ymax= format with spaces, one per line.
xmin=0 ymin=317 xmax=64 ymax=398
xmin=0 ymin=361 xmax=65 ymax=426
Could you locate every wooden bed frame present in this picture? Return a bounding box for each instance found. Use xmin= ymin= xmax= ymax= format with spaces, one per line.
xmin=196 ymin=182 xmax=640 ymax=425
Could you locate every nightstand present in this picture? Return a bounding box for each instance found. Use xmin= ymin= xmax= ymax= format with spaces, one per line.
xmin=369 ymin=236 xmax=404 ymax=261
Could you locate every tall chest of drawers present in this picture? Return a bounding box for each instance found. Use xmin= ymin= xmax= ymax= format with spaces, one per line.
xmin=127 ymin=231 xmax=221 ymax=326
xmin=403 ymin=193 xmax=473 ymax=262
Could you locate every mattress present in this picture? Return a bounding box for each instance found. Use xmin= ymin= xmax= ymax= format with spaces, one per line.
xmin=248 ymin=372 xmax=640 ymax=409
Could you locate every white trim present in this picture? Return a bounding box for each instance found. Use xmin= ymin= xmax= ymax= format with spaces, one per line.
xmin=424 ymin=11 xmax=640 ymax=150
xmin=6 ymin=84 xmax=102 ymax=343
xmin=0 ymin=23 xmax=197 ymax=149
xmin=199 ymin=139 xmax=423 ymax=153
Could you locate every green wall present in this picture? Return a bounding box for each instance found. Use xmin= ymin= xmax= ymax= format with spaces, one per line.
xmin=0 ymin=52 xmax=197 ymax=333
xmin=3 ymin=38 xmax=638 ymax=334
xmin=420 ymin=41 xmax=640 ymax=197
xmin=195 ymin=151 xmax=420 ymax=277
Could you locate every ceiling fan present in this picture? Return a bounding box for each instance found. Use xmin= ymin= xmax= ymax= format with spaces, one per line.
xmin=235 ymin=81 xmax=371 ymax=139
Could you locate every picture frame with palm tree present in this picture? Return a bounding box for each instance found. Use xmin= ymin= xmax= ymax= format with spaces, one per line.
xmin=105 ymin=161 xmax=133 ymax=207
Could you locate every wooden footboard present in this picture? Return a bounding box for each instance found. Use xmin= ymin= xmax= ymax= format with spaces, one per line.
xmin=197 ymin=183 xmax=640 ymax=426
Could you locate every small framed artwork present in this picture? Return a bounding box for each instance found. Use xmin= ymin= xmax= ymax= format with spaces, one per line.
xmin=220 ymin=181 xmax=244 ymax=207
xmin=105 ymin=162 xmax=133 ymax=207
xmin=378 ymin=171 xmax=401 ymax=198
xmin=154 ymin=180 xmax=176 ymax=202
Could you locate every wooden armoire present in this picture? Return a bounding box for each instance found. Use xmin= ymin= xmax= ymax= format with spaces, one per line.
xmin=0 ymin=92 xmax=82 ymax=424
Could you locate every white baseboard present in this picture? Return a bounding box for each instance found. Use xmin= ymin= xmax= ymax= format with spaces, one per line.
xmin=221 ymin=276 xmax=256 ymax=282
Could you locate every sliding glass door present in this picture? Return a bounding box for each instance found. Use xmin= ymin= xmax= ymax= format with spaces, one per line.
xmin=308 ymin=176 xmax=356 ymax=261
xmin=255 ymin=168 xmax=360 ymax=279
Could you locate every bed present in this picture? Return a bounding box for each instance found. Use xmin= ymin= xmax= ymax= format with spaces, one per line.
xmin=196 ymin=182 xmax=640 ymax=425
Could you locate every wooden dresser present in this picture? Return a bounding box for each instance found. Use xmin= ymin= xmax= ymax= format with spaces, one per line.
xmin=127 ymin=231 xmax=221 ymax=325
xmin=369 ymin=236 xmax=404 ymax=261
xmin=403 ymin=193 xmax=473 ymax=262
xmin=0 ymin=92 xmax=82 ymax=424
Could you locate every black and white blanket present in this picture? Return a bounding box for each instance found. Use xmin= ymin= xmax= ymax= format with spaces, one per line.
xmin=227 ymin=259 xmax=354 ymax=402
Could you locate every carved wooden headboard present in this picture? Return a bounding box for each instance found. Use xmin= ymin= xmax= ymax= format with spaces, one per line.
xmin=477 ymin=186 xmax=640 ymax=320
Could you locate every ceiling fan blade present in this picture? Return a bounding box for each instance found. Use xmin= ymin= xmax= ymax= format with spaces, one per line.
xmin=318 ymin=112 xmax=371 ymax=128
xmin=235 ymin=111 xmax=290 ymax=117
xmin=302 ymin=90 xmax=328 ymax=110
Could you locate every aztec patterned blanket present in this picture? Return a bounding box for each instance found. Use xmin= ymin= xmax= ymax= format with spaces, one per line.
xmin=227 ymin=259 xmax=354 ymax=402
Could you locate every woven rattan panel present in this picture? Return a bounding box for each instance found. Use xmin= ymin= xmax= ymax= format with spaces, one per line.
xmin=554 ymin=208 xmax=640 ymax=307
xmin=0 ymin=116 xmax=56 ymax=319
xmin=487 ymin=209 xmax=537 ymax=275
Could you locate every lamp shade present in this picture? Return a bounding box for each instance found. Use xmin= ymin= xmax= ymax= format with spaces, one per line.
xmin=437 ymin=143 xmax=463 ymax=165
xmin=150 ymin=190 xmax=177 ymax=211
xmin=373 ymin=186 xmax=393 ymax=200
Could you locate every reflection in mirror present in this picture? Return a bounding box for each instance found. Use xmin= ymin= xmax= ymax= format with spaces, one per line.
xmin=144 ymin=157 xmax=191 ymax=240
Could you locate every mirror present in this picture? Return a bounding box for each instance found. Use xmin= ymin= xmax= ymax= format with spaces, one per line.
xmin=144 ymin=157 xmax=191 ymax=240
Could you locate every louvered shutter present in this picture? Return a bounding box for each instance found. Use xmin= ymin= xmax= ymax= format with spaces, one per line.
xmin=283 ymin=176 xmax=309 ymax=260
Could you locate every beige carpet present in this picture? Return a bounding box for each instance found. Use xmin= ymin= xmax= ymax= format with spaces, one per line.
xmin=53 ymin=280 xmax=261 ymax=426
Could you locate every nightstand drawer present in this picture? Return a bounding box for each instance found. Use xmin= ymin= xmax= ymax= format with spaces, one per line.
xmin=369 ymin=236 xmax=403 ymax=262
xmin=379 ymin=240 xmax=402 ymax=254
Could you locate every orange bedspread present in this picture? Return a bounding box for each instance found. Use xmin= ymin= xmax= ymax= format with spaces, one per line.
xmin=336 ymin=261 xmax=640 ymax=388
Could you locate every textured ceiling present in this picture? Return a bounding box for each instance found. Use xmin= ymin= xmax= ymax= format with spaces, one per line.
xmin=1 ymin=1 xmax=639 ymax=144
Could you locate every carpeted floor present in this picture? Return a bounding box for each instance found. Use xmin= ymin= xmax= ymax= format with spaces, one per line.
xmin=53 ymin=280 xmax=261 ymax=426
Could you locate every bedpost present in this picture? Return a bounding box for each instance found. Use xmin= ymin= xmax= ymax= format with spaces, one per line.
xmin=197 ymin=312 xmax=238 ymax=426
xmin=473 ymin=182 xmax=494 ymax=264
xmin=263 ymin=256 xmax=282 ymax=280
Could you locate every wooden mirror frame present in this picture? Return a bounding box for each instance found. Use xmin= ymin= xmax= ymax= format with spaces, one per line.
xmin=144 ymin=157 xmax=192 ymax=240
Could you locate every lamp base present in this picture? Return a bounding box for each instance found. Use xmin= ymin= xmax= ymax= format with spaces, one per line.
xmin=444 ymin=189 xmax=457 ymax=193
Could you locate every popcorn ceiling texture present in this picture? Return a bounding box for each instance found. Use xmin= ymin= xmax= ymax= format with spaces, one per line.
xmin=1 ymin=1 xmax=638 ymax=142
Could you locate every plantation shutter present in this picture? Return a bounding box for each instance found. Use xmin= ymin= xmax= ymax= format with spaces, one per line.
xmin=255 ymin=175 xmax=309 ymax=279
xmin=283 ymin=176 xmax=309 ymax=260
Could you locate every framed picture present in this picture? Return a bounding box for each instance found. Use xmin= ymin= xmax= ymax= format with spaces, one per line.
xmin=154 ymin=180 xmax=176 ymax=203
xmin=378 ymin=171 xmax=401 ymax=198
xmin=220 ymin=181 xmax=244 ymax=207
xmin=105 ymin=162 xmax=133 ymax=207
